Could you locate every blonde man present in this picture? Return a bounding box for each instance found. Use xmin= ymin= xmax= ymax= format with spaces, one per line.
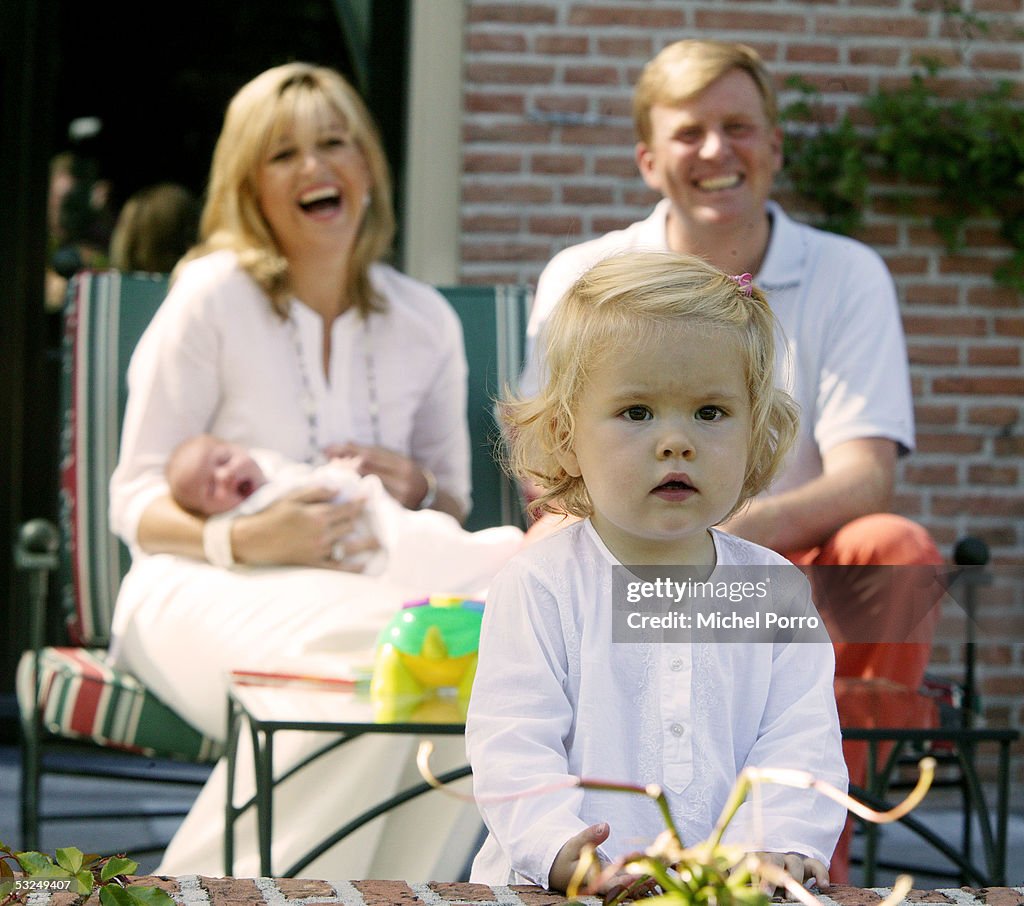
xmin=519 ymin=40 xmax=943 ymax=881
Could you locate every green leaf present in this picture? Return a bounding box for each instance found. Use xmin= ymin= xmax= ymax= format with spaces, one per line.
xmin=101 ymin=857 xmax=139 ymax=882
xmin=0 ymin=859 xmax=14 ymax=878
xmin=56 ymin=847 xmax=85 ymax=874
xmin=17 ymin=851 xmax=56 ymax=874
xmin=74 ymin=870 xmax=95 ymax=896
xmin=100 ymin=884 xmax=136 ymax=906
xmin=123 ymin=885 xmax=176 ymax=906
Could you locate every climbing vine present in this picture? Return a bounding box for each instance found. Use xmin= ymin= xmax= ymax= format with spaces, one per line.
xmin=781 ymin=6 xmax=1024 ymax=292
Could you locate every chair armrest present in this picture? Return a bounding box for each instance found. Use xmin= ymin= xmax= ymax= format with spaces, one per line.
xmin=14 ymin=518 xmax=59 ymax=651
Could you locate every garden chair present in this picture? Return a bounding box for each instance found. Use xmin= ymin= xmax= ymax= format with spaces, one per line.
xmin=15 ymin=269 xmax=529 ymax=853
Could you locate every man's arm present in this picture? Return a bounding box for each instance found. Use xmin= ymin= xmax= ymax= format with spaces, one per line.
xmin=721 ymin=437 xmax=897 ymax=554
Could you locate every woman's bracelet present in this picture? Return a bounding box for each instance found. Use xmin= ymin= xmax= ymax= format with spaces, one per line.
xmin=418 ymin=467 xmax=438 ymax=511
xmin=202 ymin=514 xmax=236 ymax=568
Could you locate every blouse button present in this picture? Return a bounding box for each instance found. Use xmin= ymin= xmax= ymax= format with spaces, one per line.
xmin=670 ymin=657 xmax=684 ymax=671
xmin=670 ymin=723 xmax=685 ymax=737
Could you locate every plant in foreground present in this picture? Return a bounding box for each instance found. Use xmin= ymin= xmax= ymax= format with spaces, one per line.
xmin=0 ymin=843 xmax=175 ymax=906
xmin=418 ymin=742 xmax=935 ymax=906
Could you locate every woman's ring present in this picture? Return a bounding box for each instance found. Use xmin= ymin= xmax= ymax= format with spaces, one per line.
xmin=331 ymin=541 xmax=345 ymax=562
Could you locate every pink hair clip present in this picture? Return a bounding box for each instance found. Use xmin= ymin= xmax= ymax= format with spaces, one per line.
xmin=730 ymin=273 xmax=754 ymax=297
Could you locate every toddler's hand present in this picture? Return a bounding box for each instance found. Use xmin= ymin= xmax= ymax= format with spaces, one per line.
xmin=750 ymin=852 xmax=829 ymax=892
xmin=549 ymin=824 xmax=656 ymax=901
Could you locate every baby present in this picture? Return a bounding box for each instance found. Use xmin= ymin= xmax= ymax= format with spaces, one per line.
xmin=165 ymin=433 xmax=523 ymax=594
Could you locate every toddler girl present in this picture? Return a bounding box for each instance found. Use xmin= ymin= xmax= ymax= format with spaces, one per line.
xmin=466 ymin=250 xmax=847 ymax=893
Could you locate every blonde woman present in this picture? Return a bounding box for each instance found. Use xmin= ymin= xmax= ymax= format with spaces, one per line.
xmin=109 ymin=63 xmax=512 ymax=881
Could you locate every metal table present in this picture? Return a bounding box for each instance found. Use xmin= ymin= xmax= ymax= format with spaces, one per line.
xmin=225 ymin=680 xmax=468 ymax=878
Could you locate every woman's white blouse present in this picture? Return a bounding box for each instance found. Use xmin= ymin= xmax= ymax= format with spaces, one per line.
xmin=110 ymin=250 xmax=471 ymax=547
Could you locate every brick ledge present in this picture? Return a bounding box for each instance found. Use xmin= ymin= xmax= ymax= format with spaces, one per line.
xmin=29 ymin=877 xmax=1024 ymax=906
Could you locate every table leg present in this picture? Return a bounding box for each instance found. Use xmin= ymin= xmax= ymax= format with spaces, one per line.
xmin=250 ymin=721 xmax=275 ymax=877
xmin=224 ymin=695 xmax=243 ymax=875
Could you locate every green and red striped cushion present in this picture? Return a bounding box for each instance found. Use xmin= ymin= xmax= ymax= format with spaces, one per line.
xmin=17 ymin=646 xmax=221 ymax=762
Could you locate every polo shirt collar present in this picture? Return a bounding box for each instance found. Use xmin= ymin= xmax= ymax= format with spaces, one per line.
xmin=644 ymin=199 xmax=805 ymax=290
xmin=756 ymin=201 xmax=805 ymax=290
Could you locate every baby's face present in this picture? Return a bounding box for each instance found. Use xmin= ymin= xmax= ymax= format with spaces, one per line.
xmin=175 ymin=438 xmax=266 ymax=515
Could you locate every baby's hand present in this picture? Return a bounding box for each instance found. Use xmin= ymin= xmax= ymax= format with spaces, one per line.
xmin=750 ymin=852 xmax=829 ymax=892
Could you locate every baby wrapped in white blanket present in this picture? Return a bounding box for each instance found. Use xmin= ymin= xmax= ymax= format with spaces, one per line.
xmin=165 ymin=432 xmax=523 ymax=595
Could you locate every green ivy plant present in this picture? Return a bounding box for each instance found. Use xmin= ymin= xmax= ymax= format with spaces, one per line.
xmin=0 ymin=843 xmax=174 ymax=906
xmin=781 ymin=12 xmax=1024 ymax=292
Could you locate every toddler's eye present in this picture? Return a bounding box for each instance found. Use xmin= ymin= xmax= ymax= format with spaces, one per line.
xmin=696 ymin=406 xmax=724 ymax=421
xmin=622 ymin=406 xmax=652 ymax=421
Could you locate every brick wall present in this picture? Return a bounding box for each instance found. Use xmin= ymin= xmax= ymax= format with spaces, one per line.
xmin=457 ymin=0 xmax=1024 ymax=780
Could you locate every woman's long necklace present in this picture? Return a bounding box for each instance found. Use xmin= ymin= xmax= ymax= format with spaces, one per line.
xmin=288 ymin=308 xmax=382 ymax=463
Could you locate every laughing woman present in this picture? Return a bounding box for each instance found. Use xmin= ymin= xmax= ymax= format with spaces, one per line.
xmin=108 ymin=63 xmax=517 ymax=880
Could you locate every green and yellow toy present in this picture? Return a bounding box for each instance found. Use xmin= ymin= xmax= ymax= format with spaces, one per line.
xmin=370 ymin=594 xmax=484 ymax=721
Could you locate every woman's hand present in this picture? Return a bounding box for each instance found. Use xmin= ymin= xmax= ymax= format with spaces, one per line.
xmin=231 ymin=485 xmax=380 ymax=570
xmin=323 ymin=442 xmax=430 ymax=510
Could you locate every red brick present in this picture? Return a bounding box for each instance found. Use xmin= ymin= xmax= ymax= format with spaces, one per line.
xmin=560 ymin=123 xmax=635 ymax=145
xmin=785 ymin=44 xmax=841 ymax=64
xmin=531 ymin=153 xmax=586 ymax=175
xmin=971 ymin=51 xmax=1023 ymax=71
xmin=850 ymin=46 xmax=902 ymax=66
xmin=913 ymin=404 xmax=958 ymax=424
xmin=907 ymin=343 xmax=959 ymax=366
xmin=528 ymin=215 xmax=582 ymax=236
xmin=533 ymin=94 xmax=589 ymax=115
xmin=968 ymin=464 xmax=1019 ymax=486
xmin=822 ymin=14 xmax=929 ymax=36
xmin=461 ymin=241 xmax=551 ymax=262
xmin=564 ymin=65 xmax=622 ymax=86
xmin=967 ymin=285 xmax=1023 ymax=308
xmin=463 ymin=153 xmax=523 ymax=174
xmin=464 ymin=123 xmax=552 ymax=144
xmin=915 ymin=433 xmax=984 ymax=454
xmin=902 ymin=284 xmax=960 ymax=306
xmin=568 ymin=6 xmax=686 ymax=28
xmin=932 ymin=376 xmax=1024 ymax=395
xmin=534 ymin=35 xmax=589 ymax=55
xmin=594 ymin=155 xmax=639 ymax=178
xmin=597 ymin=96 xmax=633 ymax=118
xmin=932 ymin=493 xmax=1024 ymax=517
xmin=903 ymin=464 xmax=958 ymax=485
xmin=966 ymin=406 xmax=1020 ymax=426
xmin=462 ymin=214 xmax=520 ymax=233
xmin=467 ymin=33 xmax=528 ymax=53
xmin=464 ymin=93 xmax=526 ymax=115
xmin=468 ymin=4 xmax=558 ymax=24
xmin=903 ymin=315 xmax=987 ymax=336
xmin=938 ymin=254 xmax=1005 ymax=277
xmin=562 ymin=185 xmax=615 ymax=205
xmin=967 ymin=345 xmax=1021 ymax=367
xmin=886 ymin=255 xmax=930 ymax=275
xmin=465 ymin=63 xmax=556 ymax=85
xmin=696 ymin=10 xmax=809 ymax=34
xmin=350 ymin=880 xmax=420 ymax=905
xmin=995 ymin=316 xmax=1024 ymax=337
xmin=593 ymin=215 xmax=644 ymax=233
xmin=463 ymin=184 xmax=553 ymax=204
xmin=597 ymin=36 xmax=654 ymax=58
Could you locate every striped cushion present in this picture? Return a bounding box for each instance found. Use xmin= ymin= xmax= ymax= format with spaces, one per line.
xmin=61 ymin=271 xmax=170 ymax=646
xmin=17 ymin=647 xmax=221 ymax=763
